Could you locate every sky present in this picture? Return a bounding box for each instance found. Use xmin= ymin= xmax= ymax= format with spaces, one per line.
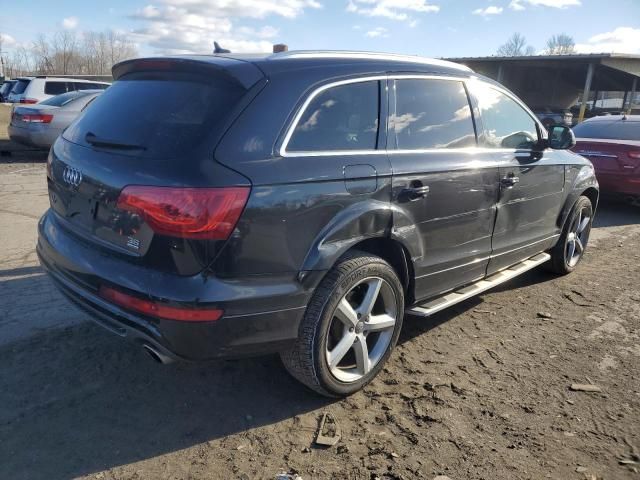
xmin=1 ymin=0 xmax=640 ymax=58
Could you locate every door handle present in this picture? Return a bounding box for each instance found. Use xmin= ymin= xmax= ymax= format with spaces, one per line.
xmin=500 ymin=175 xmax=520 ymax=187
xmin=402 ymin=185 xmax=430 ymax=201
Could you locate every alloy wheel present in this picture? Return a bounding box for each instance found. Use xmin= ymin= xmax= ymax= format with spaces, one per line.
xmin=565 ymin=207 xmax=591 ymax=267
xmin=325 ymin=277 xmax=398 ymax=383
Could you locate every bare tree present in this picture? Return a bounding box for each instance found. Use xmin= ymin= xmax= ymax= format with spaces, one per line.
xmin=497 ymin=33 xmax=536 ymax=57
xmin=545 ymin=33 xmax=576 ymax=55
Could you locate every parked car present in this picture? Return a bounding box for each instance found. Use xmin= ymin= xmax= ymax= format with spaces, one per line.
xmin=0 ymin=80 xmax=17 ymax=102
xmin=8 ymin=89 xmax=103 ymax=148
xmin=572 ymin=115 xmax=640 ymax=203
xmin=7 ymin=76 xmax=109 ymax=104
xmin=533 ymin=106 xmax=573 ymax=130
xmin=37 ymin=52 xmax=598 ymax=397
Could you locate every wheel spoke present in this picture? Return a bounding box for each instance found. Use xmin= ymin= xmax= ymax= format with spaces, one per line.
xmin=567 ymin=239 xmax=576 ymax=261
xmin=335 ymin=298 xmax=358 ymax=328
xmin=353 ymin=335 xmax=370 ymax=374
xmin=577 ymin=216 xmax=590 ymax=234
xmin=575 ymin=236 xmax=584 ymax=253
xmin=358 ymin=278 xmax=382 ymax=317
xmin=364 ymin=313 xmax=396 ymax=333
xmin=328 ymin=331 xmax=356 ymax=368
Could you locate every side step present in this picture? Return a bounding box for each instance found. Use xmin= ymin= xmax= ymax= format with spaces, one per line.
xmin=406 ymin=252 xmax=551 ymax=317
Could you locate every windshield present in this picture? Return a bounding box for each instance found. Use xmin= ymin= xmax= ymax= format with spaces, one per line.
xmin=12 ymin=79 xmax=30 ymax=95
xmin=63 ymin=71 xmax=246 ymax=159
xmin=573 ymin=120 xmax=640 ymax=141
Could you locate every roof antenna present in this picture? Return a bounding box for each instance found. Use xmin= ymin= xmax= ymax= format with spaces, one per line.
xmin=213 ymin=41 xmax=230 ymax=54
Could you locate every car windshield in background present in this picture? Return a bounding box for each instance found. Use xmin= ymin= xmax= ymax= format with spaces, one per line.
xmin=12 ymin=79 xmax=30 ymax=95
xmin=40 ymin=91 xmax=87 ymax=107
xmin=63 ymin=71 xmax=245 ymax=159
xmin=573 ymin=120 xmax=640 ymax=141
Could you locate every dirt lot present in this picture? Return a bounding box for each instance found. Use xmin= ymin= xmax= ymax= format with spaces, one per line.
xmin=1 ymin=104 xmax=639 ymax=480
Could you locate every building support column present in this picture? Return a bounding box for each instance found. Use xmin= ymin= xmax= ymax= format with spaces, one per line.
xmin=578 ymin=63 xmax=595 ymax=123
xmin=628 ymin=77 xmax=638 ymax=115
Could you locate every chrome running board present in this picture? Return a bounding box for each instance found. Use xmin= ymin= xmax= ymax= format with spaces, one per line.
xmin=406 ymin=252 xmax=551 ymax=317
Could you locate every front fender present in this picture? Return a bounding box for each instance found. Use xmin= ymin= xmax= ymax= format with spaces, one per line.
xmin=558 ymin=164 xmax=599 ymax=229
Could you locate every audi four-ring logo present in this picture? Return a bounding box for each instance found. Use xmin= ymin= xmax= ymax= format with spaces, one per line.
xmin=63 ymin=166 xmax=83 ymax=188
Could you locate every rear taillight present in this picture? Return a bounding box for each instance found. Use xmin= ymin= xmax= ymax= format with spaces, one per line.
xmin=22 ymin=113 xmax=53 ymax=123
xmin=19 ymin=98 xmax=38 ymax=104
xmin=99 ymin=285 xmax=223 ymax=322
xmin=628 ymin=151 xmax=640 ymax=160
xmin=116 ymin=186 xmax=250 ymax=240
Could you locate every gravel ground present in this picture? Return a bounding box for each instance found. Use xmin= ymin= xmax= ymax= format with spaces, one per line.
xmin=0 ymin=104 xmax=639 ymax=480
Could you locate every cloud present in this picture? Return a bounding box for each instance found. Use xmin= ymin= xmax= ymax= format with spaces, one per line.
xmin=365 ymin=27 xmax=389 ymax=38
xmin=0 ymin=33 xmax=17 ymax=48
xmin=472 ymin=6 xmax=503 ymax=16
xmin=347 ymin=0 xmax=439 ymax=21
xmin=129 ymin=0 xmax=321 ymax=54
xmin=62 ymin=16 xmax=79 ymax=29
xmin=509 ymin=0 xmax=580 ymax=10
xmin=575 ymin=27 xmax=640 ymax=54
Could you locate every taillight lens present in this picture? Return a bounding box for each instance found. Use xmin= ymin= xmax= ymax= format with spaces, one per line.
xmin=116 ymin=186 xmax=250 ymax=240
xmin=99 ymin=285 xmax=223 ymax=322
xmin=20 ymin=98 xmax=38 ymax=104
xmin=22 ymin=113 xmax=53 ymax=123
xmin=628 ymin=151 xmax=640 ymax=160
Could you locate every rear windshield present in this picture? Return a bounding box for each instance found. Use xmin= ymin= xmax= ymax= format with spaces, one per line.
xmin=573 ymin=120 xmax=640 ymax=141
xmin=63 ymin=71 xmax=245 ymax=159
xmin=12 ymin=79 xmax=30 ymax=95
xmin=40 ymin=91 xmax=86 ymax=107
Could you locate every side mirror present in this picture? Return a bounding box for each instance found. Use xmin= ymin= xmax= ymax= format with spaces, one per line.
xmin=547 ymin=125 xmax=576 ymax=150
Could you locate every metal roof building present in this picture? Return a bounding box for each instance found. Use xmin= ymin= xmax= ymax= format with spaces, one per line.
xmin=446 ymin=53 xmax=640 ymax=122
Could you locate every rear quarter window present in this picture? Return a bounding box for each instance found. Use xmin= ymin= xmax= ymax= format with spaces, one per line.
xmin=63 ymin=71 xmax=246 ymax=159
xmin=45 ymin=81 xmax=69 ymax=95
xmin=286 ymin=80 xmax=380 ymax=153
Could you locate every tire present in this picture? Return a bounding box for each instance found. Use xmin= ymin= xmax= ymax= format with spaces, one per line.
xmin=547 ymin=195 xmax=593 ymax=274
xmin=281 ymin=250 xmax=404 ymax=397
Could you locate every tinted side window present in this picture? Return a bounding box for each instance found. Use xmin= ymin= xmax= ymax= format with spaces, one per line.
xmin=12 ymin=80 xmax=30 ymax=94
xmin=474 ymin=83 xmax=539 ymax=149
xmin=44 ymin=81 xmax=68 ymax=95
xmin=392 ymin=79 xmax=476 ymax=150
xmin=572 ymin=121 xmax=640 ymax=141
xmin=287 ymin=81 xmax=379 ymax=152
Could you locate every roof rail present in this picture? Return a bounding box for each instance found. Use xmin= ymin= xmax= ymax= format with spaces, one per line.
xmin=270 ymin=50 xmax=473 ymax=72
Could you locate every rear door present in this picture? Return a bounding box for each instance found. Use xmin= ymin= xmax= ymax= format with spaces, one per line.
xmin=469 ymin=81 xmax=565 ymax=274
xmin=388 ymin=76 xmax=499 ymax=301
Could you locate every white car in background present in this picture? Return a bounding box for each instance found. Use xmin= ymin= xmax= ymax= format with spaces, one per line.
xmin=7 ymin=76 xmax=110 ymax=104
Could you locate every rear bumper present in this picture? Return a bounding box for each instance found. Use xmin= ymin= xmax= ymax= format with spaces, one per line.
xmin=8 ymin=124 xmax=57 ymax=148
xmin=596 ymin=173 xmax=640 ymax=197
xmin=37 ymin=209 xmax=312 ymax=360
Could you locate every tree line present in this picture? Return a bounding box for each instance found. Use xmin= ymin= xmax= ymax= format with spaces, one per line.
xmin=496 ymin=32 xmax=576 ymax=57
xmin=1 ymin=30 xmax=137 ymax=78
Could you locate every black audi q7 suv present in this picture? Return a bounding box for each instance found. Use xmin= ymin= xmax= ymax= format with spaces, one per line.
xmin=38 ymin=51 xmax=598 ymax=397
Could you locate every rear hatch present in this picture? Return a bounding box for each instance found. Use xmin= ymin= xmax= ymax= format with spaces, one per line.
xmin=47 ymin=57 xmax=264 ymax=276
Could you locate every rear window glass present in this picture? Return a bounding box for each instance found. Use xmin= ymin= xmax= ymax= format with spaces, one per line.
xmin=392 ymin=79 xmax=476 ymax=150
xmin=45 ymin=81 xmax=69 ymax=95
xmin=286 ymin=81 xmax=379 ymax=152
xmin=573 ymin=120 xmax=640 ymax=141
xmin=40 ymin=91 xmax=85 ymax=106
xmin=12 ymin=79 xmax=30 ymax=95
xmin=63 ymin=71 xmax=246 ymax=159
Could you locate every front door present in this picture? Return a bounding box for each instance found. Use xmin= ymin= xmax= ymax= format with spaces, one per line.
xmin=388 ymin=77 xmax=500 ymax=301
xmin=467 ymin=81 xmax=565 ymax=274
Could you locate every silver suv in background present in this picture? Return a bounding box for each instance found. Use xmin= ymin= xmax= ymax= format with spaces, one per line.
xmin=7 ymin=76 xmax=110 ymax=104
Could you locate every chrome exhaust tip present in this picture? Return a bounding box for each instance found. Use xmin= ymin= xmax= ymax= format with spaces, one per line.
xmin=143 ymin=344 xmax=175 ymax=364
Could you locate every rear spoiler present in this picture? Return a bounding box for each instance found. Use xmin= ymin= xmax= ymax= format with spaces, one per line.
xmin=112 ymin=56 xmax=264 ymax=89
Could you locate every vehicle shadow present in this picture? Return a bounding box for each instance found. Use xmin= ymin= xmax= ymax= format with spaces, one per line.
xmin=0 ymin=138 xmax=48 ymax=162
xmin=592 ymin=198 xmax=640 ymax=228
xmin=0 ymin=285 xmax=331 ymax=480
